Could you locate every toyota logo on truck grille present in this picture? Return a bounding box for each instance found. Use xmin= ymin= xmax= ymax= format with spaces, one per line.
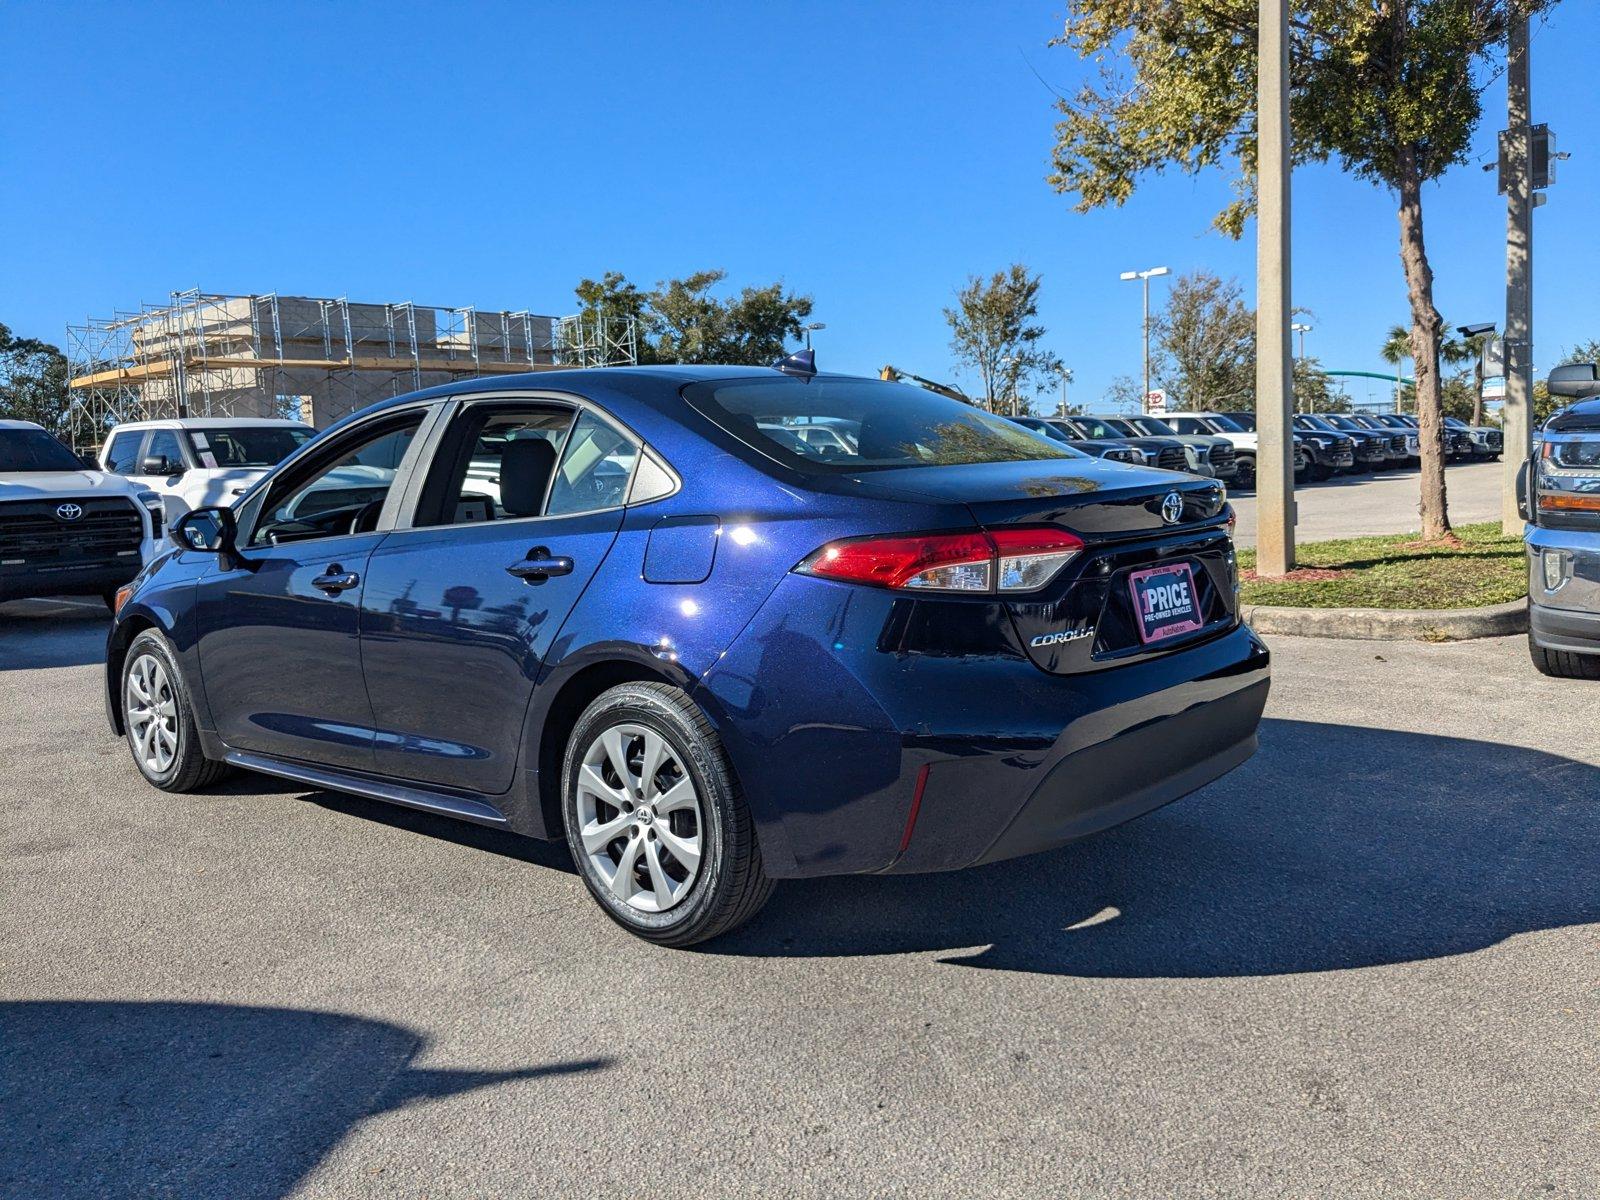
xmin=54 ymin=503 xmax=84 ymax=522
xmin=1160 ymin=492 xmax=1184 ymax=524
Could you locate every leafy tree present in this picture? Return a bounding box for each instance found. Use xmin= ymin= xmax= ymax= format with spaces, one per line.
xmin=1151 ymin=271 xmax=1256 ymax=411
xmin=0 ymin=322 xmax=71 ymax=434
xmin=1292 ymin=356 xmax=1348 ymax=413
xmin=943 ymin=263 xmax=1063 ymax=415
xmin=579 ymin=270 xmax=814 ymax=365
xmin=572 ymin=272 xmax=659 ymax=364
xmin=1047 ymin=0 xmax=1554 ymax=540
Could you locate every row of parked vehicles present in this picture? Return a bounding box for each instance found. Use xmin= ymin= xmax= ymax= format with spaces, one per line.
xmin=1012 ymin=410 xmax=1502 ymax=490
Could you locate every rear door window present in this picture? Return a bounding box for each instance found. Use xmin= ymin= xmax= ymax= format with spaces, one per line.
xmin=546 ymin=411 xmax=640 ymax=515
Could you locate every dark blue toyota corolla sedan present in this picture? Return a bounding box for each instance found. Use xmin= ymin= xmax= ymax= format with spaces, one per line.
xmin=106 ymin=364 xmax=1269 ymax=945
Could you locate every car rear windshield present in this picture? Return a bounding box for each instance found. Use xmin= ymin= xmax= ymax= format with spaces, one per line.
xmin=188 ymin=426 xmax=313 ymax=468
xmin=0 ymin=429 xmax=84 ymax=472
xmin=682 ymin=376 xmax=1081 ymax=473
xmin=1221 ymin=412 xmax=1256 ymax=431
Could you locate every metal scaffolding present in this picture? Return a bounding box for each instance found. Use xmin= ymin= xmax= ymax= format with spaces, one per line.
xmin=66 ymin=289 xmax=639 ymax=451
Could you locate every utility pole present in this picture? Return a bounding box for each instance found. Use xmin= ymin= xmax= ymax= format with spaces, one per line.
xmin=1502 ymin=11 xmax=1533 ymax=534
xmin=1255 ymin=0 xmax=1294 ymax=575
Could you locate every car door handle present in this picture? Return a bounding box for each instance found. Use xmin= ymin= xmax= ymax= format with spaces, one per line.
xmin=506 ymin=548 xmax=575 ymax=583
xmin=312 ymin=567 xmax=361 ymax=593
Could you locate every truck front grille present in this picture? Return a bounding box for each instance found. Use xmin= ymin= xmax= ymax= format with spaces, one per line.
xmin=0 ymin=498 xmax=143 ymax=568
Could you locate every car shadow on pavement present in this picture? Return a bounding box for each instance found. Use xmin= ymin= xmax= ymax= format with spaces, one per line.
xmin=0 ymin=598 xmax=108 ymax=670
xmin=0 ymin=1000 xmax=612 ymax=1200
xmin=712 ymin=718 xmax=1600 ymax=978
xmin=306 ymin=791 xmax=579 ymax=875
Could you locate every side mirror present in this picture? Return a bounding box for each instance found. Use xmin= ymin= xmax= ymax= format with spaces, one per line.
xmin=172 ymin=506 xmax=236 ymax=554
xmin=1516 ymin=456 xmax=1533 ymax=524
xmin=142 ymin=454 xmax=183 ymax=476
xmin=1547 ymin=362 xmax=1600 ymax=400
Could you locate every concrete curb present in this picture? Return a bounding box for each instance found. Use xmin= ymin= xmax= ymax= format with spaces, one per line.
xmin=1240 ymin=598 xmax=1528 ymax=641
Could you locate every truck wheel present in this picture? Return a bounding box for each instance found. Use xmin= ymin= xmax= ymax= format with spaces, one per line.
xmin=1529 ymin=633 xmax=1600 ymax=680
xmin=562 ymin=682 xmax=775 ymax=947
xmin=1311 ymin=463 xmax=1333 ymax=481
xmin=122 ymin=629 xmax=233 ymax=791
xmin=1234 ymin=457 xmax=1256 ymax=491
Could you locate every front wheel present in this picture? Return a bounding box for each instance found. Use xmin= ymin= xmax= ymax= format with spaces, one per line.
xmin=121 ymin=629 xmax=232 ymax=791
xmin=561 ymin=682 xmax=774 ymax=947
xmin=1528 ymin=632 xmax=1600 ymax=680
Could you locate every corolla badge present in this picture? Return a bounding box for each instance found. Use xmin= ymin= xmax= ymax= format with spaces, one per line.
xmin=1161 ymin=492 xmax=1184 ymax=524
xmin=1030 ymin=627 xmax=1094 ymax=648
xmin=55 ymin=503 xmax=84 ymax=522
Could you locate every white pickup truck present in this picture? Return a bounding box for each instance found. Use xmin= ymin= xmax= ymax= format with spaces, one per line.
xmin=98 ymin=417 xmax=316 ymax=524
xmin=0 ymin=420 xmax=164 ymax=607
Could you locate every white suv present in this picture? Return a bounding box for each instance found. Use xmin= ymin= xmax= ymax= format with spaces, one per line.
xmin=99 ymin=418 xmax=315 ymax=523
xmin=1163 ymin=411 xmax=1309 ymax=490
xmin=0 ymin=420 xmax=163 ymax=607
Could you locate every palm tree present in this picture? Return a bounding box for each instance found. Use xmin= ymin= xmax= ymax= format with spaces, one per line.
xmin=1379 ymin=324 xmax=1412 ymax=412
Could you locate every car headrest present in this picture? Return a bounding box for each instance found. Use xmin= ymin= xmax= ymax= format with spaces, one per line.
xmin=500 ymin=438 xmax=558 ymax=517
xmin=856 ymin=410 xmax=926 ymax=460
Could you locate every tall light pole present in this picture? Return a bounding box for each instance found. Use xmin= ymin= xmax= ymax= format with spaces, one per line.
xmin=1255 ymin=0 xmax=1295 ymax=576
xmin=1291 ymin=321 xmax=1312 ymax=360
xmin=1120 ymin=266 xmax=1170 ymax=411
xmin=1058 ymin=365 xmax=1074 ymax=415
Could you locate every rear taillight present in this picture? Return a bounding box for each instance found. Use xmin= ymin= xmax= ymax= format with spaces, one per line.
xmin=796 ymin=527 xmax=1083 ymax=593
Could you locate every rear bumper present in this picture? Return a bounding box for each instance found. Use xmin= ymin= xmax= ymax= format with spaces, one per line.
xmin=885 ymin=624 xmax=1268 ymax=873
xmin=702 ymin=573 xmax=1270 ymax=880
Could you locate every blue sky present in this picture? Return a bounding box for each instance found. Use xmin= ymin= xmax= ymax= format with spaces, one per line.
xmin=3 ymin=1 xmax=1596 ymax=411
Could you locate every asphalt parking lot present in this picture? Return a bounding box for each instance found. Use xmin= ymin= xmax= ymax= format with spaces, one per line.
xmin=1230 ymin=457 xmax=1505 ymax=548
xmin=2 ymin=598 xmax=1596 ymax=1199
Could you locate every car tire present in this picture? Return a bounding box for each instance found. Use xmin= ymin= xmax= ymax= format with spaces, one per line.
xmin=1311 ymin=463 xmax=1333 ymax=481
xmin=561 ymin=681 xmax=774 ymax=947
xmin=121 ymin=629 xmax=232 ymax=792
xmin=1528 ymin=633 xmax=1600 ymax=680
xmin=1234 ymin=457 xmax=1256 ymax=491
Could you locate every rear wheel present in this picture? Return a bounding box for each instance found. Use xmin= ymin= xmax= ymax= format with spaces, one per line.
xmin=1528 ymin=632 xmax=1600 ymax=680
xmin=561 ymin=682 xmax=774 ymax=947
xmin=121 ymin=630 xmax=232 ymax=791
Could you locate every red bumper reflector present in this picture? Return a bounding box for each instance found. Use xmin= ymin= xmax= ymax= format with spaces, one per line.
xmin=898 ymin=763 xmax=931 ymax=856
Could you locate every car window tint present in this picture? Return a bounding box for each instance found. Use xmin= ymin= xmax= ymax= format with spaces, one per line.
xmin=190 ymin=426 xmax=312 ymax=468
xmin=546 ymin=411 xmax=639 ymax=515
xmin=429 ymin=408 xmax=574 ymax=525
xmin=104 ymin=432 xmax=142 ymax=474
xmin=252 ymin=416 xmax=422 ymax=546
xmin=146 ymin=430 xmax=184 ymax=469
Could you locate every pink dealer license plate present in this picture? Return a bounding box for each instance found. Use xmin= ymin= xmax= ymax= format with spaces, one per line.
xmin=1127 ymin=562 xmax=1204 ymax=644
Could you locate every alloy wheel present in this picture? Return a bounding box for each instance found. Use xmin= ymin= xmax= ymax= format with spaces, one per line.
xmin=576 ymin=723 xmax=704 ymax=914
xmin=126 ymin=654 xmax=179 ymax=776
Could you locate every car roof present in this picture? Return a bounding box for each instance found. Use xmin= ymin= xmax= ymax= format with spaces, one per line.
xmin=107 ymin=417 xmax=313 ymax=432
xmin=312 ymin=364 xmax=857 ymax=437
xmin=0 ymin=419 xmax=46 ymax=431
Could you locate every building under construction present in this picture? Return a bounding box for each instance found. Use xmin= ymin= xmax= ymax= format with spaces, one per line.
xmin=66 ymin=289 xmax=639 ymax=451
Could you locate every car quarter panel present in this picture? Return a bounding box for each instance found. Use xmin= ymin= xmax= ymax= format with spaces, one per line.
xmin=698 ymin=572 xmax=1269 ymax=879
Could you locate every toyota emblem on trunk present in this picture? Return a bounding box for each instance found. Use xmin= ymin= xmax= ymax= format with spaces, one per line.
xmin=55 ymin=503 xmax=84 ymax=522
xmin=1160 ymin=492 xmax=1184 ymax=524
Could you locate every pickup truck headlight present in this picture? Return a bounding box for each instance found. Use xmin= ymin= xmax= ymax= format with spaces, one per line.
xmin=135 ymin=491 xmax=165 ymax=537
xmin=1537 ymin=436 xmax=1600 ymax=515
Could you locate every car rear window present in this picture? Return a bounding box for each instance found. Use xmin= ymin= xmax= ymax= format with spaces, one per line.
xmin=682 ymin=376 xmax=1079 ymax=473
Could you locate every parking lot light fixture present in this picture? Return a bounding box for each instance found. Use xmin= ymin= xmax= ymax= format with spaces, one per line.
xmin=1121 ymin=266 xmax=1171 ymax=411
xmin=1291 ymin=321 xmax=1313 ymax=360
